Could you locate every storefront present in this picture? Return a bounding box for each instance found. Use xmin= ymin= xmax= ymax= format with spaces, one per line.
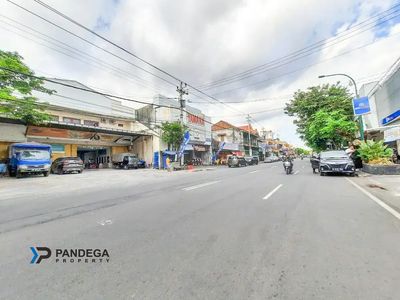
xmin=25 ymin=125 xmax=150 ymax=167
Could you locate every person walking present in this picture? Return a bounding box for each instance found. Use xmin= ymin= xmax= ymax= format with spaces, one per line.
xmin=0 ymin=158 xmax=7 ymax=178
xmin=166 ymin=156 xmax=171 ymax=172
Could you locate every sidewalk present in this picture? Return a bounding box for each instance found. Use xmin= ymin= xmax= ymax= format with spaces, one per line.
xmin=353 ymin=170 xmax=400 ymax=214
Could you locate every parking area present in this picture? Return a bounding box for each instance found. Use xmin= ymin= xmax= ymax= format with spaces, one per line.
xmin=0 ymin=168 xmax=190 ymax=200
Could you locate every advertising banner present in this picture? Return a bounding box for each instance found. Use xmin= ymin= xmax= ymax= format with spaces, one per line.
xmin=177 ymin=131 xmax=190 ymax=158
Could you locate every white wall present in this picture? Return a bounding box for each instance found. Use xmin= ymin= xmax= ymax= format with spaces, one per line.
xmin=359 ymin=82 xmax=379 ymax=130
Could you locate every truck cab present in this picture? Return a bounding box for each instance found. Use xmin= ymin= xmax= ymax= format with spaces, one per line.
xmin=8 ymin=143 xmax=52 ymax=178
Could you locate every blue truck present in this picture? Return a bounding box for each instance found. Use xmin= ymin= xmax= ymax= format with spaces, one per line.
xmin=8 ymin=143 xmax=52 ymax=178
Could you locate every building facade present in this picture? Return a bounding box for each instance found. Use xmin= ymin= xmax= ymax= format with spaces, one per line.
xmin=137 ymin=94 xmax=212 ymax=164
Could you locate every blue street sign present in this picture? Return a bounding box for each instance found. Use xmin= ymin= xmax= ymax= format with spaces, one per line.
xmin=177 ymin=131 xmax=190 ymax=158
xmin=352 ymin=96 xmax=371 ymax=116
xmin=382 ymin=109 xmax=400 ymax=126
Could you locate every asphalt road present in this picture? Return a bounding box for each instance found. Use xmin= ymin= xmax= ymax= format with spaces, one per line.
xmin=1 ymin=160 xmax=400 ymax=300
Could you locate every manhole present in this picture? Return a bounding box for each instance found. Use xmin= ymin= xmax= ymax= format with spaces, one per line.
xmin=367 ymin=184 xmax=387 ymax=191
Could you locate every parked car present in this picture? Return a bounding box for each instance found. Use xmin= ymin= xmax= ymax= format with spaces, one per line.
xmin=264 ymin=157 xmax=273 ymax=163
xmin=112 ymin=153 xmax=139 ymax=169
xmin=245 ymin=156 xmax=259 ymax=165
xmin=318 ymin=150 xmax=356 ymax=176
xmin=51 ymin=156 xmax=84 ymax=174
xmin=228 ymin=156 xmax=247 ymax=167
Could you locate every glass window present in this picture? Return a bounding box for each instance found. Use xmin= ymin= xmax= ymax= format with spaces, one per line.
xmin=73 ymin=119 xmax=80 ymax=124
xmin=63 ymin=117 xmax=81 ymax=124
xmin=118 ymin=124 xmax=124 ymax=127
xmin=19 ymin=150 xmax=50 ymax=160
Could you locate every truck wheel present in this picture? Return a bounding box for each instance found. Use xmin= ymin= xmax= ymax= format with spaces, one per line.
xmin=43 ymin=171 xmax=49 ymax=177
xmin=16 ymin=171 xmax=22 ymax=179
xmin=123 ymin=165 xmax=128 ymax=170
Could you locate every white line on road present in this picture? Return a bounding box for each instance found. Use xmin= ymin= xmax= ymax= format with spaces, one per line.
xmin=345 ymin=178 xmax=400 ymax=221
xmin=271 ymin=166 xmax=277 ymax=168
xmin=249 ymin=170 xmax=261 ymax=174
xmin=263 ymin=184 xmax=283 ymax=200
xmin=302 ymin=166 xmax=305 ymax=168
xmin=294 ymin=171 xmax=299 ymax=175
xmin=182 ymin=181 xmax=221 ymax=191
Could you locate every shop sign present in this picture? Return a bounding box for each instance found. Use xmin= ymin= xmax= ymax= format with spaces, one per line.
xmin=382 ymin=110 xmax=400 ymax=126
xmin=352 ymin=96 xmax=371 ymax=116
xmin=194 ymin=146 xmax=206 ymax=151
xmin=221 ymin=142 xmax=240 ymax=151
xmin=188 ymin=114 xmax=205 ymax=125
xmin=384 ymin=126 xmax=400 ymax=143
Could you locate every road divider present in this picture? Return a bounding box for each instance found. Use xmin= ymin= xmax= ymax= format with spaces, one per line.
xmin=345 ymin=178 xmax=400 ymax=221
xmin=263 ymin=184 xmax=283 ymax=200
xmin=182 ymin=181 xmax=221 ymax=191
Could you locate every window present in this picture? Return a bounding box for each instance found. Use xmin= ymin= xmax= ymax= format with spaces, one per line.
xmin=118 ymin=124 xmax=124 ymax=127
xmin=63 ymin=117 xmax=81 ymax=124
xmin=84 ymin=120 xmax=99 ymax=126
xmin=218 ymin=134 xmax=226 ymax=141
xmin=50 ymin=144 xmax=65 ymax=153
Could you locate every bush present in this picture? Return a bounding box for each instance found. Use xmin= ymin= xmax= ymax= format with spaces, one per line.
xmin=358 ymin=140 xmax=393 ymax=164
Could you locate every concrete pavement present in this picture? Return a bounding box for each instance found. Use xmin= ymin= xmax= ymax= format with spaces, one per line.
xmin=1 ymin=160 xmax=400 ymax=299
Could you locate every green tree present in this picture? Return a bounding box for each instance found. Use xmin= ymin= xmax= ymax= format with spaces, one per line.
xmin=306 ymin=110 xmax=357 ymax=151
xmin=0 ymin=50 xmax=54 ymax=124
xmin=159 ymin=122 xmax=189 ymax=151
xmin=285 ymin=83 xmax=355 ymax=150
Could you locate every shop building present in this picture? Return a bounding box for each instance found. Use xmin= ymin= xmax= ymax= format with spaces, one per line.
xmin=136 ymin=94 xmax=212 ymax=164
xmin=360 ymin=62 xmax=400 ymax=150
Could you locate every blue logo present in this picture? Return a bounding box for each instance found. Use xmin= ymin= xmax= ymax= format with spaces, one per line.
xmin=382 ymin=110 xmax=400 ymax=126
xmin=30 ymin=247 xmax=52 ymax=264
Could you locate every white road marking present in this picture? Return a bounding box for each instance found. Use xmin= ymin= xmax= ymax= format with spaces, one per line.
xmin=271 ymin=166 xmax=277 ymax=168
xmin=182 ymin=180 xmax=221 ymax=191
xmin=345 ymin=178 xmax=400 ymax=221
xmin=249 ymin=170 xmax=261 ymax=174
xmin=98 ymin=219 xmax=114 ymax=226
xmin=302 ymin=166 xmax=305 ymax=168
xmin=294 ymin=171 xmax=299 ymax=175
xmin=263 ymin=184 xmax=283 ymax=200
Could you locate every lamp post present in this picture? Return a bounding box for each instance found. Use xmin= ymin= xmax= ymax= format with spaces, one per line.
xmin=318 ymin=73 xmax=364 ymax=141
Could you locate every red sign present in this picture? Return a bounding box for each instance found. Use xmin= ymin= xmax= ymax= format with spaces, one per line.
xmin=188 ymin=114 xmax=205 ymax=125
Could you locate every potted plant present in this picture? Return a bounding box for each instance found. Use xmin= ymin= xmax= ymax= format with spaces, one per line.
xmin=357 ymin=140 xmax=398 ymax=175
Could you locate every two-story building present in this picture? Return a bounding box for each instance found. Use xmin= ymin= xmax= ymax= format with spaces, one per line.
xmin=0 ymin=79 xmax=156 ymax=166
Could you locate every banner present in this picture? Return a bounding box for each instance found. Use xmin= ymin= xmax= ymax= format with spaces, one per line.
xmin=212 ymin=142 xmax=226 ymax=162
xmin=384 ymin=126 xmax=400 ymax=143
xmin=177 ymin=131 xmax=190 ymax=158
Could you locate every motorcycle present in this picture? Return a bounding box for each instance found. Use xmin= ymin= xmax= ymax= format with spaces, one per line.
xmin=283 ymin=161 xmax=292 ymax=174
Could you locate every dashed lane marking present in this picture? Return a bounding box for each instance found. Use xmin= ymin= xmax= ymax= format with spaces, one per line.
xmin=182 ymin=181 xmax=221 ymax=191
xmin=263 ymin=184 xmax=283 ymax=200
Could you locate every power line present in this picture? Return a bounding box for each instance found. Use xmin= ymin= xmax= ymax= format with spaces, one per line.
xmin=189 ymin=95 xmax=292 ymax=104
xmin=195 ymin=4 xmax=400 ymax=90
xmin=209 ymin=30 xmax=400 ymax=97
xmin=7 ymin=0 xmax=177 ymax=87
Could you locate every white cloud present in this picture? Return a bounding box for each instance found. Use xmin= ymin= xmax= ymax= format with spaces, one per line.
xmin=1 ymin=0 xmax=400 ymax=147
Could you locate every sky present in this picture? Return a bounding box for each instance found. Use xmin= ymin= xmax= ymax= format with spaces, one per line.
xmin=1 ymin=0 xmax=400 ymax=148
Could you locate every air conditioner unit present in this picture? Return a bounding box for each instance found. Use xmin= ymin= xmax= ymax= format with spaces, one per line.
xmin=109 ymin=119 xmax=116 ymax=125
xmin=93 ymin=122 xmax=99 ymax=127
xmin=100 ymin=118 xmax=107 ymax=123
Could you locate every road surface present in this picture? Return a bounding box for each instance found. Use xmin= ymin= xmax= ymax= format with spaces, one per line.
xmin=1 ymin=161 xmax=400 ymax=299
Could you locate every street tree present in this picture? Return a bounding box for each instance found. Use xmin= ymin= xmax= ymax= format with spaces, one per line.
xmin=158 ymin=122 xmax=189 ymax=151
xmin=284 ymin=83 xmax=355 ymax=150
xmin=0 ymin=50 xmax=55 ymax=124
xmin=306 ymin=110 xmax=357 ymax=151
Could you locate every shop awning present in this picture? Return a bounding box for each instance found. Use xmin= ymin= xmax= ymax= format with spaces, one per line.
xmin=162 ymin=150 xmax=176 ymax=155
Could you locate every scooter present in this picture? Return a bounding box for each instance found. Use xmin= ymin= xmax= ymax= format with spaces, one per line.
xmin=283 ymin=161 xmax=292 ymax=174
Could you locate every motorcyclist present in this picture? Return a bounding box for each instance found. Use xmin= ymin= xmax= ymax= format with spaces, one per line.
xmin=282 ymin=154 xmax=293 ymax=171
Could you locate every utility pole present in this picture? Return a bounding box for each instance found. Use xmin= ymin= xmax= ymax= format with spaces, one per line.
xmin=177 ymin=82 xmax=188 ymax=165
xmin=246 ymin=114 xmax=252 ymax=156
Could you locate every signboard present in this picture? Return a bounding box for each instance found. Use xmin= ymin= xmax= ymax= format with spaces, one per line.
xmin=384 ymin=127 xmax=400 ymax=143
xmin=212 ymin=142 xmax=226 ymax=162
xmin=352 ymin=96 xmax=371 ymax=116
xmin=194 ymin=146 xmax=206 ymax=151
xmin=382 ymin=110 xmax=400 ymax=126
xmin=177 ymin=131 xmax=190 ymax=158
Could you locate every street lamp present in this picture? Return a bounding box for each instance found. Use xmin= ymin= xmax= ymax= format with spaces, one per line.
xmin=318 ymin=73 xmax=364 ymax=140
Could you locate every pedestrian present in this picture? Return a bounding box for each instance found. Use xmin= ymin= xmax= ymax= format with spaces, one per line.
xmin=345 ymin=145 xmax=355 ymax=155
xmin=0 ymin=158 xmax=7 ymax=178
xmin=166 ymin=156 xmax=171 ymax=172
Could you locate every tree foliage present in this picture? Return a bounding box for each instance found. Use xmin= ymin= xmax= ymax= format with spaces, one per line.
xmin=158 ymin=122 xmax=189 ymax=150
xmin=0 ymin=50 xmax=55 ymax=124
xmin=285 ymin=83 xmax=356 ymax=151
xmin=296 ymin=148 xmax=309 ymax=155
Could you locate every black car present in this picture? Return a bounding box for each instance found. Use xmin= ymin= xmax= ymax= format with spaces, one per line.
xmin=51 ymin=156 xmax=84 ymax=174
xmin=228 ymin=156 xmax=247 ymax=167
xmin=318 ymin=150 xmax=355 ymax=176
xmin=244 ymin=156 xmax=259 ymax=165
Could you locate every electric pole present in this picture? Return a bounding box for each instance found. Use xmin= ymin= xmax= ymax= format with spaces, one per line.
xmin=246 ymin=115 xmax=252 ymax=156
xmin=177 ymin=82 xmax=189 ymax=165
